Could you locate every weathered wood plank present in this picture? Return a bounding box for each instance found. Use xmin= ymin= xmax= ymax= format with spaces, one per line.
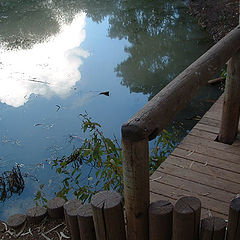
xmin=199 ymin=117 xmax=221 ymax=128
xmin=150 ymin=171 xmax=235 ymax=203
xmin=182 ymin=134 xmax=240 ymax=157
xmin=194 ymin=123 xmax=220 ymax=134
xmin=149 ymin=91 xmax=240 ymax=224
xmin=150 ymin=181 xmax=229 ymax=216
xmin=171 ymin=147 xmax=240 ymax=174
xmin=166 ymin=155 xmax=240 ymax=184
xmin=188 ymin=128 xmax=217 ymax=141
xmin=157 ymin=162 xmax=240 ymax=194
xmin=177 ymin=142 xmax=240 ymax=164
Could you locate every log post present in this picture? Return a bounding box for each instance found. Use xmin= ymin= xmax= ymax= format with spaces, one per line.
xmin=63 ymin=199 xmax=82 ymax=239
xmin=218 ymin=49 xmax=240 ymax=144
xmin=121 ymin=138 xmax=149 ymax=240
xmin=77 ymin=204 xmax=96 ymax=240
xmin=47 ymin=197 xmax=66 ymax=219
xmin=173 ymin=196 xmax=201 ymax=240
xmin=149 ymin=200 xmax=173 ymax=240
xmin=227 ymin=197 xmax=240 ymax=240
xmin=200 ymin=217 xmax=226 ymax=240
xmin=26 ymin=206 xmax=47 ymax=224
xmin=63 ymin=199 xmax=82 ymax=228
xmin=7 ymin=214 xmax=26 ymax=230
xmin=91 ymin=191 xmax=126 ymax=240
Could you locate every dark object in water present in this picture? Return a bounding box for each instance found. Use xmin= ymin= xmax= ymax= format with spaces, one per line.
xmin=56 ymin=105 xmax=61 ymax=111
xmin=28 ymin=79 xmax=50 ymax=85
xmin=34 ymin=123 xmax=43 ymax=127
xmin=99 ymin=91 xmax=110 ymax=96
xmin=0 ymin=165 xmax=24 ymax=202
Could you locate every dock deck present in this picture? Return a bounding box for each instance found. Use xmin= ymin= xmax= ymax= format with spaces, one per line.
xmin=150 ymin=95 xmax=240 ymax=219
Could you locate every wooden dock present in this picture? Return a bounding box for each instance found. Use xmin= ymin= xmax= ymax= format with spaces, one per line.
xmin=150 ymin=95 xmax=240 ymax=220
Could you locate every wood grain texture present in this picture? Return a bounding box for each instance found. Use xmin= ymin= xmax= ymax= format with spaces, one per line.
xmin=7 ymin=214 xmax=26 ymax=229
xmin=63 ymin=199 xmax=82 ymax=229
xmin=26 ymin=206 xmax=47 ymax=224
xmin=227 ymin=197 xmax=240 ymax=240
xmin=173 ymin=196 xmax=201 ymax=240
xmin=66 ymin=207 xmax=81 ymax=240
xmin=219 ymin=49 xmax=240 ymax=144
xmin=200 ymin=217 xmax=226 ymax=240
xmin=47 ymin=197 xmax=66 ymax=219
xmin=149 ymin=200 xmax=173 ymax=240
xmin=122 ymin=138 xmax=149 ymax=240
xmin=91 ymin=191 xmax=126 ymax=240
xmin=77 ymin=204 xmax=96 ymax=240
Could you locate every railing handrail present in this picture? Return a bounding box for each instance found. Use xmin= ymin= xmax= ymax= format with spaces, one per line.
xmin=122 ymin=25 xmax=240 ymax=142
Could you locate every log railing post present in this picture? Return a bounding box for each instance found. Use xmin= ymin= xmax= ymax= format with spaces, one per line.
xmin=218 ymin=49 xmax=240 ymax=144
xmin=122 ymin=137 xmax=149 ymax=240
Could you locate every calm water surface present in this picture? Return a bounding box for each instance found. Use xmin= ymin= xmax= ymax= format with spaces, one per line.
xmin=0 ymin=0 xmax=222 ymax=219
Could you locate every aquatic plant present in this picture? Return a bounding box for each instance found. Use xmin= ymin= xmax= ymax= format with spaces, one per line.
xmin=34 ymin=114 xmax=179 ymax=204
xmin=0 ymin=165 xmax=24 ymax=202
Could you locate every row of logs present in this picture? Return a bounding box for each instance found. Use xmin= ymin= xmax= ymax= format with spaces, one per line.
xmin=4 ymin=192 xmax=240 ymax=240
xmin=149 ymin=196 xmax=240 ymax=240
xmin=5 ymin=191 xmax=125 ymax=240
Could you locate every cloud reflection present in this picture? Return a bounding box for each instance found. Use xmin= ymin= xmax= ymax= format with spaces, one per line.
xmin=0 ymin=13 xmax=89 ymax=107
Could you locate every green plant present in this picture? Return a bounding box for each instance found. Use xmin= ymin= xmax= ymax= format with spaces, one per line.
xmin=34 ymin=114 xmax=178 ymax=204
xmin=149 ymin=129 xmax=177 ymax=175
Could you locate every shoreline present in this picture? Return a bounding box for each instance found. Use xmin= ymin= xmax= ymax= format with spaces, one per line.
xmin=188 ymin=0 xmax=239 ymax=42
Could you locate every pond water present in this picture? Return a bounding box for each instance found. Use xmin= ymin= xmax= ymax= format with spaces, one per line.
xmin=0 ymin=0 xmax=222 ymax=220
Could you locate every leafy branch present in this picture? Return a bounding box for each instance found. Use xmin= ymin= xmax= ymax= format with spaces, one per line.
xmin=35 ymin=114 xmax=179 ymax=204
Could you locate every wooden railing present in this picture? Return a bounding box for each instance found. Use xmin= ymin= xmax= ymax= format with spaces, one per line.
xmin=121 ymin=26 xmax=240 ymax=240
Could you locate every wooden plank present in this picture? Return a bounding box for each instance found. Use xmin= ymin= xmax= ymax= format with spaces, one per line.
xmin=204 ymin=111 xmax=222 ymax=121
xmin=188 ymin=128 xmax=217 ymax=141
xmin=199 ymin=117 xmax=221 ymax=128
xmin=177 ymin=142 xmax=240 ymax=165
xmin=150 ymin=181 xmax=229 ymax=216
xmin=194 ymin=123 xmax=220 ymax=134
xmin=150 ymin=171 xmax=235 ymax=203
xmin=182 ymin=134 xmax=240 ymax=157
xmin=166 ymin=155 xmax=240 ymax=184
xmin=171 ymin=147 xmax=240 ymax=174
xmin=149 ymin=94 xmax=240 ymax=225
xmin=157 ymin=162 xmax=240 ymax=194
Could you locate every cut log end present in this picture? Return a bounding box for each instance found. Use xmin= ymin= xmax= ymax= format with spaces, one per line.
xmin=7 ymin=214 xmax=26 ymax=229
xmin=91 ymin=191 xmax=123 ymax=209
xmin=201 ymin=217 xmax=226 ymax=240
xmin=47 ymin=197 xmax=66 ymax=219
xmin=26 ymin=206 xmax=47 ymax=224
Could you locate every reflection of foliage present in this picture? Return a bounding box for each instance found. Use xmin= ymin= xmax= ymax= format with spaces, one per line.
xmin=0 ymin=0 xmax=114 ymax=49
xmin=149 ymin=129 xmax=178 ymax=175
xmin=35 ymin=115 xmax=179 ymax=204
xmin=109 ymin=1 xmax=212 ymax=98
xmin=0 ymin=165 xmax=24 ymax=202
xmin=1 ymin=0 xmax=211 ymax=98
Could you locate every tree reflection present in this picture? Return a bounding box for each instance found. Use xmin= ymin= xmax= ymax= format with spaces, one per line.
xmin=107 ymin=0 xmax=211 ymax=98
xmin=0 ymin=0 xmax=211 ymax=97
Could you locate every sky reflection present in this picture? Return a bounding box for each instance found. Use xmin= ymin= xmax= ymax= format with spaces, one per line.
xmin=0 ymin=13 xmax=88 ymax=107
